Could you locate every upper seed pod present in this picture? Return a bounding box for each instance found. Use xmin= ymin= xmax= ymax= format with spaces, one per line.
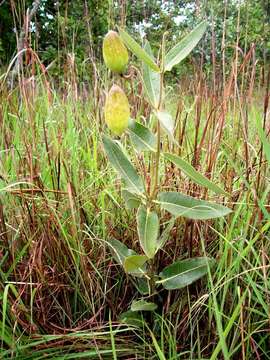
xmin=103 ymin=30 xmax=129 ymax=74
xmin=104 ymin=84 xmax=130 ymax=136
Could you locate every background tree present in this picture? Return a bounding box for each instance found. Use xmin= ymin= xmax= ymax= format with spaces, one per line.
xmin=0 ymin=0 xmax=269 ymax=79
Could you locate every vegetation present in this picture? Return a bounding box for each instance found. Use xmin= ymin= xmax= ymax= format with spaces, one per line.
xmin=0 ymin=1 xmax=270 ymax=359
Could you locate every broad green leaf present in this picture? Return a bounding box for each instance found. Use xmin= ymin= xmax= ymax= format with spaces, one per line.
xmin=164 ymin=21 xmax=208 ymax=72
xmin=120 ymin=310 xmax=144 ymax=327
xmin=124 ymin=255 xmax=148 ymax=274
xmin=158 ymin=192 xmax=231 ymax=220
xmin=156 ymin=218 xmax=175 ymax=253
xmin=156 ymin=110 xmax=174 ymax=139
xmin=137 ymin=206 xmax=159 ymax=258
xmin=157 ymin=257 xmax=215 ymax=290
xmin=164 ymin=153 xmax=228 ymax=196
xmin=118 ymin=28 xmax=160 ymax=72
xmin=131 ymin=299 xmax=157 ymax=312
xmin=102 ymin=135 xmax=144 ymax=194
xmin=122 ymin=189 xmax=142 ymax=210
xmin=128 ymin=120 xmax=157 ymax=152
xmin=142 ymin=41 xmax=160 ymax=108
xmin=134 ymin=278 xmax=149 ymax=295
xmin=109 ymin=238 xmax=136 ymax=266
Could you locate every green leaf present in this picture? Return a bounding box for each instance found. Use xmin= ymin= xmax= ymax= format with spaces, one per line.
xmin=131 ymin=299 xmax=157 ymax=312
xmin=128 ymin=120 xmax=157 ymax=152
xmin=122 ymin=189 xmax=142 ymax=210
xmin=156 ymin=218 xmax=175 ymax=253
xmin=102 ymin=135 xmax=144 ymax=194
xmin=133 ymin=278 xmax=149 ymax=295
xmin=142 ymin=41 xmax=160 ymax=108
xmin=137 ymin=206 xmax=159 ymax=258
xmin=164 ymin=153 xmax=228 ymax=196
xmin=156 ymin=110 xmax=174 ymax=139
xmin=157 ymin=257 xmax=215 ymax=290
xmin=109 ymin=238 xmax=136 ymax=266
xmin=124 ymin=255 xmax=148 ymax=274
xmin=158 ymin=192 xmax=232 ymax=220
xmin=109 ymin=240 xmax=147 ymax=278
xmin=118 ymin=28 xmax=160 ymax=72
xmin=120 ymin=310 xmax=144 ymax=327
xmin=164 ymin=21 xmax=208 ymax=72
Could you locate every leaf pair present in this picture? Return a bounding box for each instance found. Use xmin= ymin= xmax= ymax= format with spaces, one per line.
xmin=103 ymin=136 xmax=231 ymax=221
xmin=110 ymin=238 xmax=215 ymax=291
xmin=121 ymin=254 xmax=213 ymax=325
xmin=119 ymin=21 xmax=208 ymax=73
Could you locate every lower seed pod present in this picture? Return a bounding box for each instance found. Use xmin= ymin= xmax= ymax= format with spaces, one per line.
xmin=104 ymin=85 xmax=130 ymax=136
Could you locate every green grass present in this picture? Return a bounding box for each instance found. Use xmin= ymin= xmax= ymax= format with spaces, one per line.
xmin=0 ymin=81 xmax=269 ymax=359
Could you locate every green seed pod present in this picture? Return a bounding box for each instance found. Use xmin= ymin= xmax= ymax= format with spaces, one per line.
xmin=103 ymin=30 xmax=129 ymax=73
xmin=104 ymin=85 xmax=130 ymax=136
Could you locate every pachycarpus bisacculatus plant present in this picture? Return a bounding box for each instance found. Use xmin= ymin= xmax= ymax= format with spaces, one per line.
xmin=102 ymin=23 xmax=231 ymax=320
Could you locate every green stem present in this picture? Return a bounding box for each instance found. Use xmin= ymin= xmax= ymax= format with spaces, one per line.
xmin=149 ymin=32 xmax=166 ymax=201
xmin=150 ymin=70 xmax=164 ymax=201
xmin=151 ymin=121 xmax=161 ymax=200
xmin=148 ymin=34 xmax=167 ymax=296
xmin=148 ymin=258 xmax=156 ymax=296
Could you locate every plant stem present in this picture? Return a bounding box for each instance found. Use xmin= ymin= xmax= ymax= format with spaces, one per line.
xmin=151 ymin=121 xmax=161 ymax=199
xmin=148 ymin=34 xmax=166 ymax=296
xmin=149 ymin=32 xmax=167 ymax=201
xmin=150 ymin=71 xmax=164 ymax=201
xmin=148 ymin=259 xmax=156 ymax=296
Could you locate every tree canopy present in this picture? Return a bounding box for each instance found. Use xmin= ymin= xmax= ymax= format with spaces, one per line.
xmin=0 ymin=0 xmax=269 ymax=72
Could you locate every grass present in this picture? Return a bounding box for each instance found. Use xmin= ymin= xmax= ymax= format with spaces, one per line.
xmin=0 ymin=67 xmax=270 ymax=359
